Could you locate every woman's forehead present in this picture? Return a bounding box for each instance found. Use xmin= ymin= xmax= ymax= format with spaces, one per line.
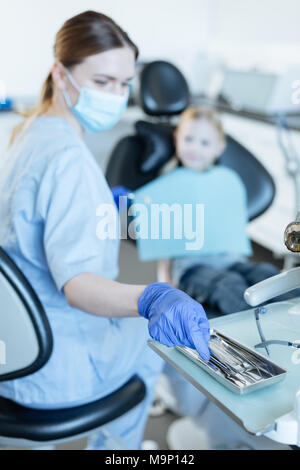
xmin=79 ymin=48 xmax=136 ymax=79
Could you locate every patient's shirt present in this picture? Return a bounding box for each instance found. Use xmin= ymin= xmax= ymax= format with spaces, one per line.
xmin=133 ymin=166 xmax=252 ymax=266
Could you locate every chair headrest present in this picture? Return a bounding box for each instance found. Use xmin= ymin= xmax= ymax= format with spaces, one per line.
xmin=136 ymin=121 xmax=176 ymax=173
xmin=140 ymin=61 xmax=190 ymax=116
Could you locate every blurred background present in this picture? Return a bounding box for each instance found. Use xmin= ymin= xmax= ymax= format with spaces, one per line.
xmin=1 ymin=0 xmax=300 ymax=450
xmin=1 ymin=0 xmax=300 ymax=100
xmin=1 ymin=0 xmax=300 ymax=101
xmin=1 ymin=0 xmax=300 ymax=264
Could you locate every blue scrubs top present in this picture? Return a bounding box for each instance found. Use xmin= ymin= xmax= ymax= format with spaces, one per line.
xmin=0 ymin=116 xmax=158 ymax=409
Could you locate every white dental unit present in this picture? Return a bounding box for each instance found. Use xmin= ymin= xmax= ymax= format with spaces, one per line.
xmin=150 ymin=219 xmax=300 ymax=448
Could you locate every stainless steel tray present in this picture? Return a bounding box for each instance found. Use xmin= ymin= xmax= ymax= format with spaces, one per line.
xmin=176 ymin=329 xmax=288 ymax=395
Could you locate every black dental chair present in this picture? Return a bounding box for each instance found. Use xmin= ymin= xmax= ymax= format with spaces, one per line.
xmin=106 ymin=60 xmax=275 ymax=222
xmin=0 ymin=247 xmax=145 ymax=449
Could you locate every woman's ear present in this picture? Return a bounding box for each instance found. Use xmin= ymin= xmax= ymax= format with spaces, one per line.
xmin=52 ymin=62 xmax=67 ymax=91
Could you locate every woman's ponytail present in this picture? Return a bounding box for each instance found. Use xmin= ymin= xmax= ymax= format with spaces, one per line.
xmin=8 ymin=72 xmax=55 ymax=147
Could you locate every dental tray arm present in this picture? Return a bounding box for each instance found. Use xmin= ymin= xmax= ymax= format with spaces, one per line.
xmin=244 ymin=268 xmax=300 ymax=445
xmin=244 ymin=267 xmax=300 ymax=445
xmin=244 ymin=267 xmax=300 ymax=307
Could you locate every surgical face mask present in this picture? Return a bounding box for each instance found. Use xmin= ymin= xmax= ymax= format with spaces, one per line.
xmin=63 ymin=68 xmax=129 ymax=133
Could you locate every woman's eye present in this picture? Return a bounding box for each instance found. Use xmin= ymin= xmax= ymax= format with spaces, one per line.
xmin=201 ymin=140 xmax=210 ymax=147
xmin=185 ymin=136 xmax=193 ymax=143
xmin=95 ymin=80 xmax=108 ymax=86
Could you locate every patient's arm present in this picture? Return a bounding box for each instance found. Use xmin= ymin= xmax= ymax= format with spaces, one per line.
xmin=157 ymin=259 xmax=174 ymax=285
xmin=64 ymin=273 xmax=145 ymax=319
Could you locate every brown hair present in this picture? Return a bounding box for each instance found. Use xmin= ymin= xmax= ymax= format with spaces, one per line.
xmin=177 ymin=107 xmax=225 ymax=142
xmin=9 ymin=10 xmax=139 ymax=146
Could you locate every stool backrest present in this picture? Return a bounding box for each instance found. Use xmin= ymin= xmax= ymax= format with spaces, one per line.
xmin=0 ymin=248 xmax=53 ymax=382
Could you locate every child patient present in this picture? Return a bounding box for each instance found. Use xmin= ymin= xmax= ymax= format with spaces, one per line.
xmin=158 ymin=107 xmax=292 ymax=318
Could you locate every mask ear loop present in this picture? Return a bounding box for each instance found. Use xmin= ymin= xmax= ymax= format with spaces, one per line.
xmin=62 ymin=66 xmax=81 ymax=108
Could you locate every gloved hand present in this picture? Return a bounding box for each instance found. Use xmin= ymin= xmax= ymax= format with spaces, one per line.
xmin=111 ymin=186 xmax=132 ymax=213
xmin=138 ymin=283 xmax=210 ymax=361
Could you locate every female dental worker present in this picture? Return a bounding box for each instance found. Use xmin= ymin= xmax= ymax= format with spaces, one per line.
xmin=0 ymin=11 xmax=210 ymax=449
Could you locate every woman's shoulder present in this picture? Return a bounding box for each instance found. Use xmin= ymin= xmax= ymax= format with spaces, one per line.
xmin=29 ymin=116 xmax=84 ymax=150
xmin=18 ymin=116 xmax=91 ymax=170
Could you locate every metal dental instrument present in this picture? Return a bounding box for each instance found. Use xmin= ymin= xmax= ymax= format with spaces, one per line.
xmin=212 ymin=334 xmax=260 ymax=370
xmin=208 ymin=352 xmax=250 ymax=386
xmin=219 ymin=334 xmax=274 ymax=377
xmin=182 ymin=342 xmax=252 ymax=387
xmin=210 ymin=343 xmax=263 ymax=383
xmin=208 ymin=334 xmax=272 ymax=385
xmin=209 ymin=341 xmax=256 ymax=378
xmin=254 ymin=307 xmax=270 ymax=356
xmin=253 ymin=304 xmax=300 ymax=357
xmin=256 ymin=339 xmax=300 ymax=350
xmin=180 ymin=346 xmax=246 ymax=386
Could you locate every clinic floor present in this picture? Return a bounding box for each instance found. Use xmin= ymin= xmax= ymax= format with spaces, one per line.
xmin=57 ymin=240 xmax=283 ymax=451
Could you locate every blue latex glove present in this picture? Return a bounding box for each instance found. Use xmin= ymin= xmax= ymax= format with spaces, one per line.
xmin=138 ymin=283 xmax=210 ymax=361
xmin=111 ymin=186 xmax=132 ymax=213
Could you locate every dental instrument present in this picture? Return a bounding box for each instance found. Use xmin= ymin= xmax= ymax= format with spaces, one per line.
xmin=176 ymin=329 xmax=287 ymax=394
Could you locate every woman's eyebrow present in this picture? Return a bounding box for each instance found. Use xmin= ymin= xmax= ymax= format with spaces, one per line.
xmin=93 ymin=74 xmax=134 ymax=81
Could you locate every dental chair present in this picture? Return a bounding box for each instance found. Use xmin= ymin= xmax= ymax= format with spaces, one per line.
xmin=106 ymin=60 xmax=276 ymax=234
xmin=0 ymin=247 xmax=146 ymax=449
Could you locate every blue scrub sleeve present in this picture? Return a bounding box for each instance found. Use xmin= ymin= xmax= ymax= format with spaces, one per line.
xmin=36 ymin=146 xmax=115 ymax=292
